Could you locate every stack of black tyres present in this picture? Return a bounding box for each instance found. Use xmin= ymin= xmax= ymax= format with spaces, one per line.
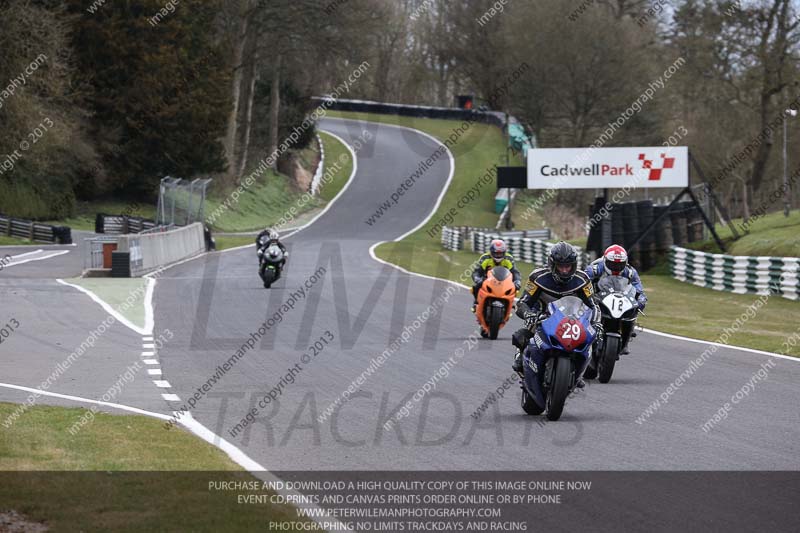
xmin=653 ymin=205 xmax=674 ymax=254
xmin=586 ymin=197 xmax=607 ymax=258
xmin=635 ymin=200 xmax=655 ymax=271
xmin=686 ymin=203 xmax=705 ymax=242
xmin=610 ymin=203 xmax=626 ymax=257
xmin=620 ymin=202 xmax=640 ymax=268
xmin=670 ymin=202 xmax=690 ymax=247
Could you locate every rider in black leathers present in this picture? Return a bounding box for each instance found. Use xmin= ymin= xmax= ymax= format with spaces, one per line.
xmin=511 ymin=242 xmax=602 ymax=383
xmin=256 ymin=228 xmax=287 ymax=280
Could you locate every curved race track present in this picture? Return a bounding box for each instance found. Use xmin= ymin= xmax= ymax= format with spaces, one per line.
xmin=151 ymin=117 xmax=800 ymax=471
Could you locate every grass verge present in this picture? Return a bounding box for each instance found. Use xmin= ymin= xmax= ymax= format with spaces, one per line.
xmin=317 ymin=130 xmax=354 ymax=202
xmin=0 ymin=402 xmax=305 ymax=531
xmin=62 ymin=278 xmax=148 ymax=330
xmin=689 ymin=209 xmax=800 ymax=257
xmin=213 ymin=131 xmax=354 ymax=253
xmin=0 ymin=236 xmax=36 ymax=246
xmin=204 ymin=167 xmax=321 ymax=233
xmin=215 ymin=235 xmax=256 ymax=252
xmin=638 ymin=275 xmax=799 ymax=356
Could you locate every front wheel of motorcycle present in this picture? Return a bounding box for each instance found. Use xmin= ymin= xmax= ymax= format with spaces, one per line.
xmin=598 ymin=335 xmax=619 ymax=384
xmin=262 ymin=268 xmax=276 ymax=289
xmin=545 ymin=356 xmax=572 ymax=421
xmin=487 ymin=305 xmax=503 ymax=340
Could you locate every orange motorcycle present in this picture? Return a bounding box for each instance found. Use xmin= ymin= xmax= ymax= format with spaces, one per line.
xmin=475 ymin=266 xmax=517 ymax=339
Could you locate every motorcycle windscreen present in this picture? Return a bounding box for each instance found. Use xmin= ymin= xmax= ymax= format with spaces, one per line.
xmin=597 ymin=276 xmax=632 ymax=294
xmin=549 ymin=295 xmax=589 ymax=320
xmin=491 ymin=266 xmax=511 ymax=281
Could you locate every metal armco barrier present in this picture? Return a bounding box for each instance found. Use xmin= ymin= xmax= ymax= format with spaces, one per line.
xmin=670 ymin=246 xmax=800 ymax=301
xmin=95 ymin=213 xmax=157 ymax=235
xmin=0 ymin=213 xmax=72 ymax=244
xmin=313 ymin=97 xmax=509 ymax=128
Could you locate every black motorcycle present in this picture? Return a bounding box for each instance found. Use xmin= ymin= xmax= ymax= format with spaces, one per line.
xmin=258 ymin=241 xmax=285 ymax=289
xmin=583 ymin=276 xmax=639 ymax=383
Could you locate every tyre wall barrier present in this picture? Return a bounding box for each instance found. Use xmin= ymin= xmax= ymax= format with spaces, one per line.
xmin=441 ymin=226 xmax=587 ymax=269
xmin=115 ymin=222 xmax=205 ymax=277
xmin=441 ymin=226 xmax=552 ymax=253
xmin=95 ymin=213 xmax=157 ymax=235
xmin=0 ymin=213 xmax=71 ymax=244
xmin=670 ymin=246 xmax=799 ymax=301
xmin=310 ymin=134 xmax=325 ymax=195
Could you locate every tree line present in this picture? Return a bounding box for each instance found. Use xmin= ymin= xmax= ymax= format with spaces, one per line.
xmin=1 ymin=0 xmax=797 ymax=223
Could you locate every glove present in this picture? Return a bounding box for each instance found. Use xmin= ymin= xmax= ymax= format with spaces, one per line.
xmin=592 ymin=322 xmax=604 ymax=337
xmin=514 ymin=280 xmax=521 ymax=291
xmin=523 ymin=311 xmax=540 ymax=327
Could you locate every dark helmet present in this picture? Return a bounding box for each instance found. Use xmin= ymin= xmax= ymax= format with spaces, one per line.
xmin=489 ymin=239 xmax=508 ymax=264
xmin=548 ymin=242 xmax=578 ymax=284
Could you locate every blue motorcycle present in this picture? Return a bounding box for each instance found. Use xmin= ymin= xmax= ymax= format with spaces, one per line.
xmin=520 ymin=296 xmax=596 ymax=421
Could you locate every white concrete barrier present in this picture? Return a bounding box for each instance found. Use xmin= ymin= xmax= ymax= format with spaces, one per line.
xmin=117 ymin=223 xmax=205 ymax=277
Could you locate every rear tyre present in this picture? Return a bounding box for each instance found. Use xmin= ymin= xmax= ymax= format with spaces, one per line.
xmin=487 ymin=305 xmax=504 ymax=340
xmin=521 ymin=387 xmax=544 ymax=415
xmin=598 ymin=335 xmax=619 ymax=384
xmin=545 ymin=357 xmax=572 ymax=421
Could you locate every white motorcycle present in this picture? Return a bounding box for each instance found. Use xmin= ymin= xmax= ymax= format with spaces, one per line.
xmin=583 ymin=276 xmax=640 ymax=383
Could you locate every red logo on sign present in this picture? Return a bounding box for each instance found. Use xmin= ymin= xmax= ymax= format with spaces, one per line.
xmin=638 ymin=153 xmax=675 ymax=181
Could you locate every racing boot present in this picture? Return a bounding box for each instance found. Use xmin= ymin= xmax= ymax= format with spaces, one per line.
xmin=512 ymin=349 xmax=524 ymax=376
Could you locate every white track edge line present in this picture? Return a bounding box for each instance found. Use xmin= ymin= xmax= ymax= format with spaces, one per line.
xmin=640 ymin=327 xmax=797 ymax=362
xmin=0 ymin=382 xmax=265 ymax=470
xmin=6 ymin=249 xmax=69 ymax=268
xmin=7 ymin=249 xmax=43 ymax=260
